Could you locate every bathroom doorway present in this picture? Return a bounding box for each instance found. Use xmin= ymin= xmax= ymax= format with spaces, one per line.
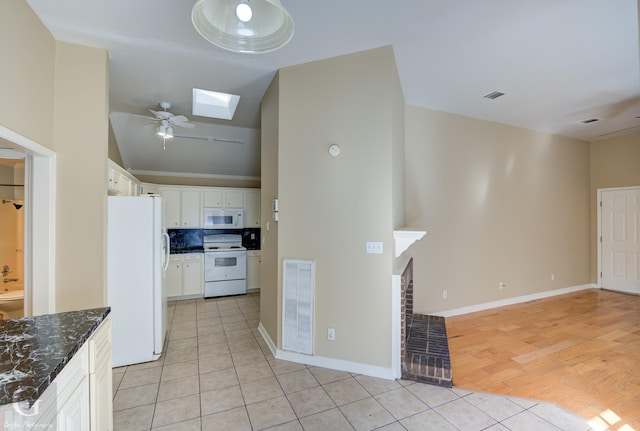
xmin=0 ymin=126 xmax=56 ymax=318
xmin=0 ymin=155 xmax=25 ymax=318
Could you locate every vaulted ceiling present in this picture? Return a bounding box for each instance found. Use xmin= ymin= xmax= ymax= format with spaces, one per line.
xmin=26 ymin=0 xmax=640 ymax=181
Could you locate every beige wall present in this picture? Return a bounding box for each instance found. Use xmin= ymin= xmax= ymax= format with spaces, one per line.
xmin=53 ymin=41 xmax=109 ymax=311
xmin=1 ymin=2 xmax=109 ymax=312
xmin=0 ymin=0 xmax=55 ymax=147
xmin=405 ymin=105 xmax=592 ymax=314
xmin=260 ymin=72 xmax=280 ymax=341
xmin=589 ymin=132 xmax=640 ymax=281
xmin=266 ymin=47 xmax=402 ymax=368
xmin=391 ymin=51 xmax=405 ymax=232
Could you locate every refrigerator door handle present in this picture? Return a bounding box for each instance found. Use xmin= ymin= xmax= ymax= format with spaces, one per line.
xmin=162 ymin=232 xmax=170 ymax=272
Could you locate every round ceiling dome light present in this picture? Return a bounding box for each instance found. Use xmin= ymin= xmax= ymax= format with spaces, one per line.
xmin=192 ymin=0 xmax=294 ymax=54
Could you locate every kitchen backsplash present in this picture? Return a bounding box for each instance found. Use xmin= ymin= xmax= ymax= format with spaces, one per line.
xmin=169 ymin=228 xmax=260 ymax=250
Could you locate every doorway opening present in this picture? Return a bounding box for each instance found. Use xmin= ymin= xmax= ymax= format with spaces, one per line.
xmin=0 ymin=156 xmax=25 ymax=318
xmin=0 ymin=125 xmax=56 ymax=317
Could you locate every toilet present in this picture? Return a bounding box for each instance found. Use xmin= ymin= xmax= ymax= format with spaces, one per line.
xmin=0 ymin=289 xmax=24 ymax=319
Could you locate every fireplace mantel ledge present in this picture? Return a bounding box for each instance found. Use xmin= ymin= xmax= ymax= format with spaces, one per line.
xmin=393 ymin=229 xmax=426 ymax=257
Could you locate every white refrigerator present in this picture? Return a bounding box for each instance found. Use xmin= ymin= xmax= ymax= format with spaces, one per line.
xmin=107 ymin=195 xmax=170 ymax=367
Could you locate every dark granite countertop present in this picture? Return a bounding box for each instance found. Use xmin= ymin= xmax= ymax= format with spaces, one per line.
xmin=171 ymin=246 xmax=204 ymax=254
xmin=0 ymin=307 xmax=111 ymax=407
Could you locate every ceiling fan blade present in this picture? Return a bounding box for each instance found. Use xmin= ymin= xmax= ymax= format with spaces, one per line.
xmin=173 ymin=121 xmax=195 ymax=129
xmin=131 ymin=113 xmax=159 ymax=121
xmin=171 ymin=115 xmax=190 ymax=123
xmin=149 ymin=109 xmax=173 ymax=120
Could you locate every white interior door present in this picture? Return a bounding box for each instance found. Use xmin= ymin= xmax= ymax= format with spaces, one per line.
xmin=600 ymin=188 xmax=640 ymax=294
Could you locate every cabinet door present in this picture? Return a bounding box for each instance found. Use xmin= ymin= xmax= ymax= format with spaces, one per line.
xmin=56 ymin=379 xmax=90 ymax=430
xmin=203 ymin=190 xmax=224 ymax=207
xmin=161 ymin=189 xmax=181 ymax=228
xmin=107 ymin=168 xmax=119 ymax=194
xmin=244 ymin=189 xmax=261 ymax=227
xmin=181 ymin=190 xmax=202 ymax=227
xmin=89 ymin=319 xmax=112 ymax=431
xmin=141 ymin=182 xmax=160 ymax=195
xmin=182 ymin=255 xmax=203 ymax=296
xmin=166 ymin=258 xmax=182 ymax=298
xmin=30 ymin=344 xmax=90 ymax=430
xmin=247 ymin=253 xmax=261 ymax=291
xmin=224 ymin=190 xmax=244 ymax=208
xmin=119 ymin=175 xmax=132 ymax=196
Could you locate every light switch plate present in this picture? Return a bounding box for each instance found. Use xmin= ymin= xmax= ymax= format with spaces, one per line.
xmin=366 ymin=242 xmax=383 ymax=254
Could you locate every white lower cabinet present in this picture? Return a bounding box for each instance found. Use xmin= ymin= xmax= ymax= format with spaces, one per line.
xmin=166 ymin=255 xmax=183 ymax=298
xmin=89 ymin=318 xmax=113 ymax=431
xmin=247 ymin=250 xmax=261 ymax=291
xmin=3 ymin=318 xmax=112 ymax=430
xmin=167 ymin=254 xmax=203 ymax=299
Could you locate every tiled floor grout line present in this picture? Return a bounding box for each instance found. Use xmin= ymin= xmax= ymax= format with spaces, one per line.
xmin=113 ymin=294 xmax=596 ymax=431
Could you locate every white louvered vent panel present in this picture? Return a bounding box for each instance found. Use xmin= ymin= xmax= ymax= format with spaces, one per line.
xmin=282 ymin=259 xmax=314 ymax=355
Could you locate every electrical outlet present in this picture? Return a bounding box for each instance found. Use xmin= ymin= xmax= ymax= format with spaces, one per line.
xmin=551 ymin=274 xmax=555 ymax=281
xmin=327 ymin=328 xmax=335 ymax=341
xmin=442 ymin=290 xmax=448 ymax=299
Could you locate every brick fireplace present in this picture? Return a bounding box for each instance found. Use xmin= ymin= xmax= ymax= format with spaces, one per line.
xmin=400 ymin=259 xmax=453 ymax=387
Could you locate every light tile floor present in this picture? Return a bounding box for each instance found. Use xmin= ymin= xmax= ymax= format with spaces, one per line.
xmin=112 ymin=293 xmax=598 ymax=431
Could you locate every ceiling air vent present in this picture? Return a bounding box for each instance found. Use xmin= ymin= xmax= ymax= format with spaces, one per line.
xmin=483 ymin=91 xmax=505 ymax=100
xmin=582 ymin=118 xmax=600 ymax=124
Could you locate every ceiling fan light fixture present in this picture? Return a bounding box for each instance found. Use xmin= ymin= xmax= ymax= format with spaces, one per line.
xmin=192 ymin=0 xmax=294 ymax=54
xmin=156 ymin=123 xmax=167 ymax=137
xmin=165 ymin=126 xmax=174 ymax=139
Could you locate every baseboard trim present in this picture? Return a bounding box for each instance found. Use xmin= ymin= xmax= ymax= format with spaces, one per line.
xmin=257 ymin=322 xmax=277 ymax=356
xmin=434 ymin=284 xmax=597 ymax=318
xmin=257 ymin=322 xmax=396 ymax=380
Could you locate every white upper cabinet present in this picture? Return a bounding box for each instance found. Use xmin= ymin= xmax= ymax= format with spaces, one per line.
xmin=181 ymin=190 xmax=202 ymax=227
xmin=160 ymin=186 xmax=260 ymax=229
xmin=203 ymin=190 xmax=244 ymax=208
xmin=160 ymin=188 xmax=201 ymax=228
xmin=108 ymin=159 xmax=141 ymax=196
xmin=224 ymin=190 xmax=244 ymax=208
xmin=162 ymin=189 xmax=181 ymax=228
xmin=244 ymin=189 xmax=261 ymax=227
xmin=203 ymin=190 xmax=223 ymax=207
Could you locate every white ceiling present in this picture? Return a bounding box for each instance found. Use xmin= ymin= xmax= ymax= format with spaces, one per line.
xmin=26 ymin=0 xmax=640 ymax=180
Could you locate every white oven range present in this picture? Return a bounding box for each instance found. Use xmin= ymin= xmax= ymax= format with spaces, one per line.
xmin=203 ymin=234 xmax=247 ymax=298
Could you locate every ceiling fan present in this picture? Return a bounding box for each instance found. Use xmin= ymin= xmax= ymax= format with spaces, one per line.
xmin=141 ymin=102 xmax=195 ymax=149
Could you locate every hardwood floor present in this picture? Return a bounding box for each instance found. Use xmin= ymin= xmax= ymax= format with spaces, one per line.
xmin=445 ymin=289 xmax=640 ymax=431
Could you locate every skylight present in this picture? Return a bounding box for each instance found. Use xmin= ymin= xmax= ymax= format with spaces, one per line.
xmin=192 ymin=88 xmax=240 ymax=120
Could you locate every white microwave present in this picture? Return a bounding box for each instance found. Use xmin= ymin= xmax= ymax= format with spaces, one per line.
xmin=203 ymin=208 xmax=244 ymax=229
